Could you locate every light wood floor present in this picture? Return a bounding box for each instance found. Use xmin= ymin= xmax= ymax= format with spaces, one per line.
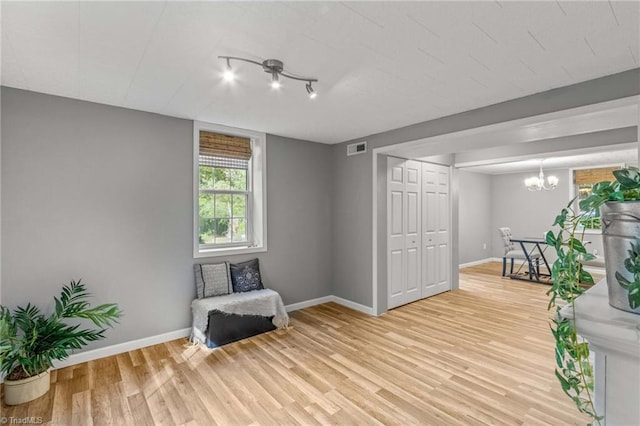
xmin=2 ymin=262 xmax=589 ymax=425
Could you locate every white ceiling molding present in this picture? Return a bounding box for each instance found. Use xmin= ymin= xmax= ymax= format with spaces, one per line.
xmin=459 ymin=147 xmax=638 ymax=175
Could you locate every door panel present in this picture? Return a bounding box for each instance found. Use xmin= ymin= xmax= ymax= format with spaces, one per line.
xmin=424 ymin=192 xmax=436 ymax=233
xmin=407 ymin=248 xmax=419 ymax=294
xmin=390 ymin=250 xmax=403 ymax=296
xmin=387 ymin=157 xmax=422 ymax=309
xmin=391 ymin=192 xmax=403 ymax=235
xmin=422 ymin=162 xmax=451 ymax=299
xmin=424 ymin=245 xmax=436 ymax=289
xmin=407 ymin=192 xmax=418 ymax=234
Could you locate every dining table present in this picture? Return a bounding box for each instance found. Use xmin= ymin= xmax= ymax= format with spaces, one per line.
xmin=508 ymin=236 xmax=553 ymax=284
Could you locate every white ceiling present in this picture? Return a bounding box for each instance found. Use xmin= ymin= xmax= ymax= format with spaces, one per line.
xmin=1 ymin=1 xmax=638 ymax=144
xmin=460 ymin=147 xmax=638 ymax=175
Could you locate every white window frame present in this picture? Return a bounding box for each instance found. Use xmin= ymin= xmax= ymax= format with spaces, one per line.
xmin=193 ymin=121 xmax=267 ymax=258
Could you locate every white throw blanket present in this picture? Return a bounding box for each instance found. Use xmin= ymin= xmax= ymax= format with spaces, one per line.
xmin=190 ymin=288 xmax=289 ymax=344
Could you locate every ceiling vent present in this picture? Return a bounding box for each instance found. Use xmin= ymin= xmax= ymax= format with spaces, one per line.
xmin=347 ymin=141 xmax=367 ymax=156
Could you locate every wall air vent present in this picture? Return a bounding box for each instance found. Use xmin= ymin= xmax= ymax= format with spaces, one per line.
xmin=347 ymin=141 xmax=367 ymax=156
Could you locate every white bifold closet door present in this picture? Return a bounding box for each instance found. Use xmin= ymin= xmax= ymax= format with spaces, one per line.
xmin=387 ymin=157 xmax=422 ymax=309
xmin=421 ymin=162 xmax=451 ymax=299
xmin=387 ymin=157 xmax=450 ymax=310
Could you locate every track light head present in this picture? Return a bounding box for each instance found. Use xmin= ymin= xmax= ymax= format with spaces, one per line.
xmin=271 ymin=72 xmax=281 ymax=89
xmin=306 ymin=82 xmax=317 ymax=99
xmin=222 ymin=58 xmax=235 ymax=82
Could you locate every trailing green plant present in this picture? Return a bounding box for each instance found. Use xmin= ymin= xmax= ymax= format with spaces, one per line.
xmin=0 ymin=280 xmax=121 ymax=381
xmin=547 ymin=167 xmax=640 ymax=425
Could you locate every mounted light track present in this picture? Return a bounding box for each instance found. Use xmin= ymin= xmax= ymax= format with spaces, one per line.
xmin=219 ymin=56 xmax=318 ymax=98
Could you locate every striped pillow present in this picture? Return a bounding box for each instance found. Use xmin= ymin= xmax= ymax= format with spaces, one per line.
xmin=194 ymin=263 xmax=232 ymax=299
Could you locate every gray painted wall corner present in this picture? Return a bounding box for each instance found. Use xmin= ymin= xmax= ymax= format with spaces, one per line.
xmin=1 ymin=87 xmax=334 ymax=351
xmin=458 ymin=170 xmax=492 ymax=264
xmin=330 ymin=145 xmax=373 ymax=306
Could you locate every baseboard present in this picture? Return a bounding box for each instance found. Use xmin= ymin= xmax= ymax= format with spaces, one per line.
xmin=28 ymin=295 xmax=372 ymax=375
xmin=331 ymin=296 xmax=375 ymax=315
xmin=285 ymin=295 xmax=374 ymax=316
xmin=52 ymin=327 xmax=191 ymax=370
xmin=285 ymin=295 xmax=333 ymax=312
xmin=459 ymin=257 xmax=500 ymax=269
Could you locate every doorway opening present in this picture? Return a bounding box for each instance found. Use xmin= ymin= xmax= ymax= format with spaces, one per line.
xmin=372 ymin=96 xmax=638 ymax=315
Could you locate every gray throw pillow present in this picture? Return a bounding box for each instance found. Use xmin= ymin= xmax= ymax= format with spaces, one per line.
xmin=194 ymin=264 xmax=206 ymax=299
xmin=194 ymin=263 xmax=232 ymax=299
xmin=230 ymin=258 xmax=264 ymax=293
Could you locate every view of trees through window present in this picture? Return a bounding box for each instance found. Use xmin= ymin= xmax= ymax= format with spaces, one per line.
xmin=199 ymin=165 xmax=248 ymax=245
xmin=576 ymin=182 xmax=601 ymax=229
xmin=574 ymin=166 xmax=620 ymax=229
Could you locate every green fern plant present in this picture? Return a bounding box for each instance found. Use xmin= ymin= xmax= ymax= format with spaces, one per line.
xmin=0 ymin=280 xmax=121 ymax=381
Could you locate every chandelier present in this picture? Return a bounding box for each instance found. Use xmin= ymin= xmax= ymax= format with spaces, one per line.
xmin=525 ymin=161 xmax=558 ymax=191
xmin=219 ymin=56 xmax=318 ymax=99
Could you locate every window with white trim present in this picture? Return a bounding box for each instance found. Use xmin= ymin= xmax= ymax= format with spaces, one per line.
xmin=572 ymin=165 xmax=627 ymax=230
xmin=194 ymin=122 xmax=267 ymax=258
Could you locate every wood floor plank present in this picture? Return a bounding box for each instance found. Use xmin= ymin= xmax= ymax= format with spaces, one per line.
xmin=127 ymin=392 xmax=156 ymax=426
xmin=70 ymin=390 xmax=93 ymax=426
xmin=1 ymin=262 xmax=590 ymax=425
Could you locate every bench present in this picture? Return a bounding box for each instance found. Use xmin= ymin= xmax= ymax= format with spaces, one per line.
xmin=190 ymin=259 xmax=288 ymax=348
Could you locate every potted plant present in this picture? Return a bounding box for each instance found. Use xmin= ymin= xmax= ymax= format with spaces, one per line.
xmin=0 ymin=280 xmax=120 ymax=405
xmin=546 ymin=167 xmax=640 ymax=424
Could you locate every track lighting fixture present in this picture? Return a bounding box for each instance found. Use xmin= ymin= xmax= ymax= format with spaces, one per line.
xmin=219 ymin=56 xmax=318 ymax=98
xmin=222 ymin=58 xmax=235 ymax=82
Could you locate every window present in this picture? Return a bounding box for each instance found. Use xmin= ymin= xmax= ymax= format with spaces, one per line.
xmin=194 ymin=122 xmax=266 ymax=258
xmin=573 ymin=166 xmax=620 ymax=229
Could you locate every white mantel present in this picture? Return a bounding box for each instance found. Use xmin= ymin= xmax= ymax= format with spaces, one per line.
xmin=560 ymin=279 xmax=640 ymax=426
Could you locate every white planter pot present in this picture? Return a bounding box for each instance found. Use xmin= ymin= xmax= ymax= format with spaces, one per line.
xmin=3 ymin=370 xmax=50 ymax=405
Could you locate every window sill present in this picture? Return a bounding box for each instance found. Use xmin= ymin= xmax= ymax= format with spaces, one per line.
xmin=578 ymin=228 xmax=602 ymax=235
xmin=194 ymin=245 xmax=267 ymax=259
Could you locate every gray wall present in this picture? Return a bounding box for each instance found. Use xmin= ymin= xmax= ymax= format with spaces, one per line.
xmin=331 ymin=69 xmax=640 ymax=307
xmin=1 ymin=87 xmax=333 ymax=350
xmin=490 ymin=169 xmax=571 ymax=259
xmin=229 ymin=134 xmax=333 ymax=304
xmin=490 ymin=168 xmax=604 ymax=261
xmin=458 ymin=170 xmax=492 ymax=264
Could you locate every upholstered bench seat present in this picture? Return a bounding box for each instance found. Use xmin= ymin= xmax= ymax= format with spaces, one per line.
xmin=191 ymin=288 xmax=288 ymax=347
xmin=190 ymin=259 xmax=289 ymax=348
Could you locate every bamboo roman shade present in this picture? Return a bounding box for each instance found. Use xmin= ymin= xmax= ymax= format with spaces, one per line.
xmin=574 ymin=167 xmax=620 ymax=185
xmin=199 ymin=131 xmax=252 ymax=160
